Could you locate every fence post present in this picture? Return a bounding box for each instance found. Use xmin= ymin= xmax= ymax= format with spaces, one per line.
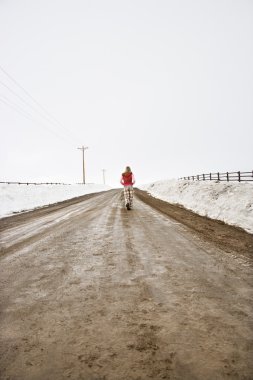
xmin=217 ymin=172 xmax=220 ymax=181
xmin=226 ymin=172 xmax=229 ymax=181
xmin=238 ymin=171 xmax=241 ymax=182
xmin=203 ymin=174 xmax=205 ymax=180
xmin=210 ymin=173 xmax=211 ymax=180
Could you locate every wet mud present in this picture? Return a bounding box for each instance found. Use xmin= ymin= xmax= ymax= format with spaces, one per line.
xmin=135 ymin=189 xmax=253 ymax=260
xmin=0 ymin=190 xmax=252 ymax=379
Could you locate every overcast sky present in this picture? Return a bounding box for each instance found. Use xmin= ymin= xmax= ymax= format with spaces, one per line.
xmin=0 ymin=0 xmax=252 ymax=186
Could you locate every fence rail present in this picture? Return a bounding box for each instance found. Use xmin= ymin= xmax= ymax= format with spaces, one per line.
xmin=179 ymin=171 xmax=253 ymax=182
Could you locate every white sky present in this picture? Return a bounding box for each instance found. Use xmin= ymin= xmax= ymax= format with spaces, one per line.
xmin=0 ymin=0 xmax=252 ymax=186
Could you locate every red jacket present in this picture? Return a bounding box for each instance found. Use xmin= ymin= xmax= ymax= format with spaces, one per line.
xmin=120 ymin=172 xmax=135 ymax=186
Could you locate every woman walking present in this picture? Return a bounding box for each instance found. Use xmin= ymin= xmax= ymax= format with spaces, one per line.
xmin=120 ymin=166 xmax=135 ymax=210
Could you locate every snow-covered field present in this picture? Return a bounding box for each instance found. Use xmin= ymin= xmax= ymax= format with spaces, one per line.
xmin=0 ymin=183 xmax=111 ymax=218
xmin=140 ymin=180 xmax=253 ymax=234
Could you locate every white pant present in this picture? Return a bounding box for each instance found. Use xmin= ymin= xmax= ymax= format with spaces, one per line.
xmin=123 ymin=186 xmax=134 ymax=206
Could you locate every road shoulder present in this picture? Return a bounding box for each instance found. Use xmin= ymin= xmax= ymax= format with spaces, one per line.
xmin=135 ymin=189 xmax=253 ymax=260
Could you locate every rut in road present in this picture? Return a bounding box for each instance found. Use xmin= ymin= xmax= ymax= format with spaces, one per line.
xmin=0 ymin=189 xmax=252 ymax=380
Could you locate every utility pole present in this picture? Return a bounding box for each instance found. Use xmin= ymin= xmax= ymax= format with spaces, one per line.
xmin=77 ymin=146 xmax=88 ymax=184
xmin=102 ymin=169 xmax=106 ymax=185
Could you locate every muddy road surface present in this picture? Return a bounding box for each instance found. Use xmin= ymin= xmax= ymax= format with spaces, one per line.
xmin=0 ymin=189 xmax=253 ymax=380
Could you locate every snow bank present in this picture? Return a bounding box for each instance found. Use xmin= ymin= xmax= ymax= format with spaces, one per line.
xmin=140 ymin=180 xmax=253 ymax=234
xmin=0 ymin=183 xmax=111 ymax=218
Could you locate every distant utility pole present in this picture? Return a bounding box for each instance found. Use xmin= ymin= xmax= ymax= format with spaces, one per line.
xmin=102 ymin=169 xmax=106 ymax=185
xmin=77 ymin=146 xmax=89 ymax=184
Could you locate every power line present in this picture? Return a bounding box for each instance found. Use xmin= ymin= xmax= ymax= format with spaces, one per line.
xmin=0 ymin=96 xmax=70 ymax=143
xmin=0 ymin=79 xmax=60 ymax=128
xmin=0 ymin=78 xmax=77 ymax=144
xmin=0 ymin=95 xmax=36 ymax=120
xmin=0 ymin=65 xmax=67 ymax=128
xmin=0 ymin=64 xmax=80 ymax=143
xmin=0 ymin=96 xmax=73 ymax=144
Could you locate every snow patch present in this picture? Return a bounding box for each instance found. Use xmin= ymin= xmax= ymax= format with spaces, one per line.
xmin=0 ymin=183 xmax=111 ymax=218
xmin=140 ymin=180 xmax=253 ymax=234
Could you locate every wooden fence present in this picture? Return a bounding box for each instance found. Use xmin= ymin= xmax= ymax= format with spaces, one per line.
xmin=179 ymin=171 xmax=253 ymax=182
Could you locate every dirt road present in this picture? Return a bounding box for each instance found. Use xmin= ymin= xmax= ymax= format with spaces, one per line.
xmin=0 ymin=189 xmax=253 ymax=380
